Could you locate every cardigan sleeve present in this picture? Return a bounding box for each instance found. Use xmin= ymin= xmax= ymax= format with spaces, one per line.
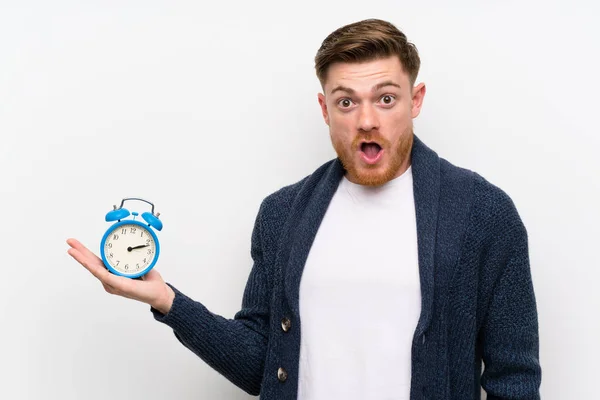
xmin=150 ymin=201 xmax=272 ymax=396
xmin=479 ymin=216 xmax=542 ymax=399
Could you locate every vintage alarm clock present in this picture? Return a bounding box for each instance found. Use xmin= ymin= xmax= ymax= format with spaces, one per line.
xmin=100 ymin=198 xmax=163 ymax=279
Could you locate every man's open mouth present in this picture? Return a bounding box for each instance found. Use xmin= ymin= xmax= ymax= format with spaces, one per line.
xmin=359 ymin=141 xmax=383 ymax=164
xmin=361 ymin=142 xmax=382 ymax=157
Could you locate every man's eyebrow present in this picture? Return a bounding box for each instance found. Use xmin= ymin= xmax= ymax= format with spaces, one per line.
xmin=329 ymin=81 xmax=401 ymax=95
xmin=330 ymin=85 xmax=355 ymax=95
xmin=373 ymin=80 xmax=401 ymax=91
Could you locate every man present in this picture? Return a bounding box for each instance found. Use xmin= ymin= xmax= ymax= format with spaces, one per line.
xmin=67 ymin=18 xmax=541 ymax=400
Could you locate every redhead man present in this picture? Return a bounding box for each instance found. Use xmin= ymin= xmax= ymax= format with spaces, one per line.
xmin=68 ymin=18 xmax=541 ymax=400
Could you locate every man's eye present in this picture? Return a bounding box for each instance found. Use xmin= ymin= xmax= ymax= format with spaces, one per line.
xmin=338 ymin=98 xmax=353 ymax=108
xmin=380 ymin=95 xmax=396 ymax=105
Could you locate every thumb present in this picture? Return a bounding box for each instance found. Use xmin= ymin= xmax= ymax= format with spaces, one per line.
xmin=143 ymin=268 xmax=163 ymax=283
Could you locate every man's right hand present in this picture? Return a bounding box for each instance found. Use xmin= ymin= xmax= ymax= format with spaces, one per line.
xmin=66 ymin=238 xmax=175 ymax=314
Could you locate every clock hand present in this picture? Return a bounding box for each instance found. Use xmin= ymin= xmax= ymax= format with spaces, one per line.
xmin=127 ymin=244 xmax=150 ymax=251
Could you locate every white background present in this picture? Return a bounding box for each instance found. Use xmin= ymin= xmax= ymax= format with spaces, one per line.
xmin=1 ymin=1 xmax=598 ymax=399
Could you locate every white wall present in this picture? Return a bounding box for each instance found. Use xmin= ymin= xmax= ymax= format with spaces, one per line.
xmin=1 ymin=1 xmax=598 ymax=399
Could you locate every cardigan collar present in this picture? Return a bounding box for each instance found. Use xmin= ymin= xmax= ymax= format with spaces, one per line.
xmin=281 ymin=134 xmax=440 ymax=337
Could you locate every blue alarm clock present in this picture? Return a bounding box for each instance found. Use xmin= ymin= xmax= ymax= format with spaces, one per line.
xmin=100 ymin=198 xmax=163 ymax=279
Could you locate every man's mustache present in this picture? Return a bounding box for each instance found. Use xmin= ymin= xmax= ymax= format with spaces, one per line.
xmin=351 ymin=131 xmax=391 ymax=150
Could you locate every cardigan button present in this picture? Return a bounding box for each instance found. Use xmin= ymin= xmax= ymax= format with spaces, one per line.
xmin=281 ymin=317 xmax=291 ymax=332
xmin=277 ymin=367 xmax=288 ymax=382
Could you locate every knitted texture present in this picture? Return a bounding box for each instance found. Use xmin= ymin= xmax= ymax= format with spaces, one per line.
xmin=152 ymin=135 xmax=541 ymax=399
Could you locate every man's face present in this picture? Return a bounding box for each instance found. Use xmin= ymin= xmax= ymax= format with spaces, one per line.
xmin=318 ymin=56 xmax=426 ymax=186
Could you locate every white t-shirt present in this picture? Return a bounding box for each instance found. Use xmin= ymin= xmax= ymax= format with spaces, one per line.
xmin=297 ymin=165 xmax=421 ymax=400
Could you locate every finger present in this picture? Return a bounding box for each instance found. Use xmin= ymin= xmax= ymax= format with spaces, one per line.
xmin=67 ymin=239 xmax=140 ymax=293
xmin=67 ymin=247 xmax=123 ymax=290
xmin=67 ymin=238 xmax=103 ymax=264
xmin=143 ymin=268 xmax=163 ymax=282
xmin=105 ymin=278 xmax=151 ymax=302
xmin=102 ymin=282 xmax=132 ymax=299
xmin=67 ymin=239 xmax=126 ymax=290
xmin=102 ymin=282 xmax=117 ymax=295
xmin=67 ymin=247 xmax=104 ymax=275
xmin=68 ymin=242 xmax=150 ymax=300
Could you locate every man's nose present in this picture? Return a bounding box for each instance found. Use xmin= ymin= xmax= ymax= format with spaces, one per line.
xmin=357 ymin=104 xmax=380 ymax=132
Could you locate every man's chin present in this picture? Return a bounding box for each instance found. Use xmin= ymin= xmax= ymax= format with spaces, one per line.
xmin=347 ymin=165 xmax=395 ymax=186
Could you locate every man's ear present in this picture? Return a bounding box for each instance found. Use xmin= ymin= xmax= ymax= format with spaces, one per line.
xmin=411 ymin=82 xmax=426 ymax=118
xmin=317 ymin=93 xmax=330 ymax=126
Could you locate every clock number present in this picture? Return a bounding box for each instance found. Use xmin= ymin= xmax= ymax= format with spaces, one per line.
xmin=146 ymin=238 xmax=151 ymax=245
xmin=143 ymin=258 xmax=147 ymax=264
xmin=147 ymin=248 xmax=152 ymax=255
xmin=107 ymin=243 xmax=112 ymax=249
xmin=121 ymin=228 xmax=127 ymax=235
xmin=109 ymin=252 xmax=113 ymax=258
xmin=136 ymin=263 xmax=140 ymax=269
xmin=130 ymin=227 xmax=137 ymax=234
xmin=116 ymin=260 xmax=120 ymax=266
xmin=124 ymin=264 xmax=129 ymax=270
xmin=140 ymin=231 xmax=144 ymax=237
xmin=113 ymin=234 xmax=119 ymax=240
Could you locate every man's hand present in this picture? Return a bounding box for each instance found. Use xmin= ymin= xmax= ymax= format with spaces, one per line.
xmin=66 ymin=238 xmax=175 ymax=314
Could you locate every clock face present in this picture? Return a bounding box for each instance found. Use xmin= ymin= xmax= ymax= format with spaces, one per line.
xmin=102 ymin=223 xmax=158 ymax=276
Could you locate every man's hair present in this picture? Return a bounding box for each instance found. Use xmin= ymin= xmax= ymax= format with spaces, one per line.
xmin=315 ymin=19 xmax=421 ymax=88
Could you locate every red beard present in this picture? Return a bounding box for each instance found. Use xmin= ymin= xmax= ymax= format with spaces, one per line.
xmin=332 ymin=130 xmax=413 ymax=186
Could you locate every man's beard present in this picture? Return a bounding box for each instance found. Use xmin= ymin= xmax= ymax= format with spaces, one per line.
xmin=332 ymin=129 xmax=414 ymax=186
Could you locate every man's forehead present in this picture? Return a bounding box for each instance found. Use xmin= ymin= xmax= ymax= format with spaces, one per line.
xmin=329 ymin=80 xmax=403 ymax=96
xmin=324 ymin=57 xmax=409 ymax=93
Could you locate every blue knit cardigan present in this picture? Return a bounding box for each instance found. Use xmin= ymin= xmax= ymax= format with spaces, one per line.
xmin=152 ymin=135 xmax=541 ymax=399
